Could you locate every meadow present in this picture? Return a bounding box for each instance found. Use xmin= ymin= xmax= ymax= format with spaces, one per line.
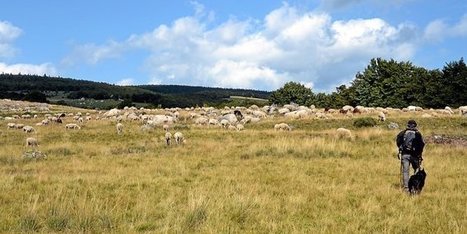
xmin=0 ymin=109 xmax=466 ymax=233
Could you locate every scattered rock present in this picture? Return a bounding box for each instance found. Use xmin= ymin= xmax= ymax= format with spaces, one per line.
xmin=23 ymin=150 xmax=47 ymax=160
xmin=425 ymin=135 xmax=467 ymax=147
xmin=388 ymin=122 xmax=399 ymax=129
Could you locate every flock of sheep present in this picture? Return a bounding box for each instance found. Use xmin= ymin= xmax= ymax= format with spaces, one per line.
xmin=1 ymin=99 xmax=467 ymax=152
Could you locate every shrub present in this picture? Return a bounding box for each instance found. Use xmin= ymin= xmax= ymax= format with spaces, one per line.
xmin=353 ymin=117 xmax=377 ymax=128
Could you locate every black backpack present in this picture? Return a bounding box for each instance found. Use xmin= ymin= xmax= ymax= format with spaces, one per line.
xmin=402 ymin=130 xmax=416 ymax=152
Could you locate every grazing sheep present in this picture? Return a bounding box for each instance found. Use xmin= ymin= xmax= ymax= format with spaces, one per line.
xmin=336 ymin=128 xmax=353 ymax=139
xmin=140 ymin=124 xmax=154 ymax=132
xmin=174 ymin=132 xmax=185 ymax=145
xmin=163 ymin=124 xmax=170 ymax=132
xmin=228 ymin=125 xmax=237 ymax=131
xmin=7 ymin=123 xmax=16 ymax=129
xmin=208 ymin=118 xmax=219 ymax=126
xmin=444 ymin=106 xmax=454 ymax=114
xmin=22 ymin=126 xmax=35 ymax=133
xmin=194 ymin=117 xmax=209 ymax=125
xmin=26 ymin=137 xmax=38 ymax=147
xmin=459 ymin=106 xmax=467 ymax=116
xmin=165 ymin=132 xmax=172 ymax=145
xmin=41 ymin=119 xmax=49 ymax=125
xmin=15 ymin=124 xmax=24 ymax=129
xmin=236 ymin=124 xmax=244 ymax=131
xmin=421 ymin=113 xmax=432 ymax=118
xmin=220 ymin=119 xmax=230 ymax=128
xmin=274 ymin=123 xmax=291 ymax=131
xmin=378 ymin=111 xmax=386 ymax=121
xmin=65 ymin=123 xmax=81 ymax=130
xmin=116 ymin=123 xmax=124 ymax=135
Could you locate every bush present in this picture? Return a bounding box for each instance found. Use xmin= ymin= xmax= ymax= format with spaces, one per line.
xmin=353 ymin=117 xmax=377 ymax=128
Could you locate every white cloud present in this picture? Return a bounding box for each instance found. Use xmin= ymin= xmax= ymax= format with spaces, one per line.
xmin=116 ymin=78 xmax=134 ymax=86
xmin=0 ymin=21 xmax=22 ymax=58
xmin=319 ymin=0 xmax=415 ymax=10
xmin=63 ymin=3 xmax=420 ymax=91
xmin=62 ymin=40 xmax=126 ymax=65
xmin=206 ymin=60 xmax=288 ymax=89
xmin=424 ymin=14 xmax=467 ymax=42
xmin=0 ymin=21 xmax=22 ymax=42
xmin=0 ymin=62 xmax=56 ymax=75
xmin=423 ymin=19 xmax=447 ymax=42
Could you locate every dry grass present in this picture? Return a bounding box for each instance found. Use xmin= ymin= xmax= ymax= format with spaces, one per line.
xmin=0 ymin=112 xmax=466 ymax=233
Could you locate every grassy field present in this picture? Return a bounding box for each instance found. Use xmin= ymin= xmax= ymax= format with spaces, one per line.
xmin=0 ymin=111 xmax=466 ymax=233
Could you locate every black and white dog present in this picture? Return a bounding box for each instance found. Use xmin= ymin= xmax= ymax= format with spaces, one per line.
xmin=408 ymin=168 xmax=427 ymax=195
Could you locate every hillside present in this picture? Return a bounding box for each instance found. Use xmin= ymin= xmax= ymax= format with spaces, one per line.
xmin=0 ymin=74 xmax=271 ymax=109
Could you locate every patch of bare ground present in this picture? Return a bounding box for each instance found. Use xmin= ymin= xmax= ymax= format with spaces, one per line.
xmin=426 ymin=134 xmax=467 ymax=147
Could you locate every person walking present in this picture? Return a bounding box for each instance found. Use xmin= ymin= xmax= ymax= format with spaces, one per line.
xmin=396 ymin=119 xmax=425 ymax=193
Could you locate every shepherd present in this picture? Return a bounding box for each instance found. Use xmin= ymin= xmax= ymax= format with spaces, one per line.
xmin=396 ymin=119 xmax=425 ymax=193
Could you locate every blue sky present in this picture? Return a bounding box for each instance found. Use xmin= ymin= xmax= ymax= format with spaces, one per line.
xmin=1 ymin=0 xmax=466 ymax=92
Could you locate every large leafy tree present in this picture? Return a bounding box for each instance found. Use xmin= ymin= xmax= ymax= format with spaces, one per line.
xmin=269 ymin=81 xmax=313 ymax=105
xmin=439 ymin=58 xmax=467 ymax=107
xmin=351 ymin=58 xmax=428 ymax=108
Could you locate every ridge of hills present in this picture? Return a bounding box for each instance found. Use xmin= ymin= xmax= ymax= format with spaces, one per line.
xmin=0 ymin=74 xmax=270 ymax=109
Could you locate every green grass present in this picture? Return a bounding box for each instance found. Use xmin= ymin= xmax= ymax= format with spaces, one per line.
xmin=0 ymin=110 xmax=466 ymax=233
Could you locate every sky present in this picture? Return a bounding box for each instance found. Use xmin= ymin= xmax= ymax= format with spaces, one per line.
xmin=1 ymin=0 xmax=466 ymax=92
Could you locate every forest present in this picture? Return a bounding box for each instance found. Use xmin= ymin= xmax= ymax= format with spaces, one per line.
xmin=270 ymin=58 xmax=467 ymax=108
xmin=0 ymin=74 xmax=270 ymax=109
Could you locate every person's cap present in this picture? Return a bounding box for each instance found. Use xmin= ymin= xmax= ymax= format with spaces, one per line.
xmin=407 ymin=119 xmax=417 ymax=128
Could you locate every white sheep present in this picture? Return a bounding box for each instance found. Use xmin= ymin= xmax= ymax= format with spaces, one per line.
xmin=116 ymin=123 xmax=124 ymax=135
xmin=26 ymin=137 xmax=38 ymax=147
xmin=459 ymin=106 xmax=467 ymax=116
xmin=165 ymin=132 xmax=172 ymax=145
xmin=22 ymin=126 xmax=35 ymax=133
xmin=378 ymin=111 xmax=386 ymax=121
xmin=236 ymin=124 xmax=244 ymax=131
xmin=228 ymin=125 xmax=237 ymax=131
xmin=65 ymin=123 xmax=81 ymax=130
xmin=336 ymin=128 xmax=353 ymax=139
xmin=7 ymin=123 xmax=16 ymax=129
xmin=208 ymin=118 xmax=219 ymax=126
xmin=220 ymin=119 xmax=230 ymax=128
xmin=274 ymin=123 xmax=291 ymax=131
xmin=163 ymin=124 xmax=170 ymax=132
xmin=174 ymin=132 xmax=185 ymax=145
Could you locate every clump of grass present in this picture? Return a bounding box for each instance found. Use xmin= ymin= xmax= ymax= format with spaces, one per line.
xmin=353 ymin=117 xmax=377 ymax=128
xmin=46 ymin=215 xmax=70 ymax=231
xmin=19 ymin=214 xmax=41 ymax=232
xmin=46 ymin=147 xmax=74 ymax=157
xmin=184 ymin=197 xmax=209 ymax=231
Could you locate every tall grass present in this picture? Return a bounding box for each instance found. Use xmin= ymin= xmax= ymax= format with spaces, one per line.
xmin=0 ymin=114 xmax=466 ymax=232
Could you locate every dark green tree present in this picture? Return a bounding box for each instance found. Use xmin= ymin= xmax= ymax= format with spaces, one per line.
xmin=23 ymin=91 xmax=48 ymax=103
xmin=439 ymin=58 xmax=467 ymax=107
xmin=351 ymin=58 xmax=428 ymax=108
xmin=269 ymin=81 xmax=313 ymax=105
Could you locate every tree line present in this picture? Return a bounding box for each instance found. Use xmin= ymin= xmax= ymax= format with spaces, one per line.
xmin=270 ymin=58 xmax=467 ymax=108
xmin=0 ymin=74 xmax=270 ymax=108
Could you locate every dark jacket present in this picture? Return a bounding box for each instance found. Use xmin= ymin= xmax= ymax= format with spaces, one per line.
xmin=396 ymin=128 xmax=425 ymax=157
